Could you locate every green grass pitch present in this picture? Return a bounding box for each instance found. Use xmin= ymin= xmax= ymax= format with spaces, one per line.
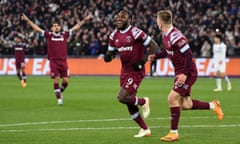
xmin=0 ymin=76 xmax=239 ymax=144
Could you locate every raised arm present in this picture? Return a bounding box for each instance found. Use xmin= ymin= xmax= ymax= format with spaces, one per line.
xmin=21 ymin=13 xmax=43 ymax=33
xmin=71 ymin=13 xmax=93 ymax=32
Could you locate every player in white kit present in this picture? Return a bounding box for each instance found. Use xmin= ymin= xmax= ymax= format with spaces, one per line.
xmin=212 ymin=34 xmax=232 ymax=92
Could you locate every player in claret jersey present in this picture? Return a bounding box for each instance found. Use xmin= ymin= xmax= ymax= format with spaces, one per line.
xmin=104 ymin=10 xmax=160 ymax=138
xmin=21 ymin=13 xmax=93 ymax=105
xmin=148 ymin=10 xmax=224 ymax=142
xmin=13 ymin=36 xmax=28 ymax=88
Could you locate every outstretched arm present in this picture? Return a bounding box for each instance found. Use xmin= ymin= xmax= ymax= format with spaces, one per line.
xmin=145 ymin=39 xmax=161 ymax=60
xmin=71 ymin=13 xmax=93 ymax=32
xmin=148 ymin=49 xmax=167 ymax=61
xmin=21 ymin=13 xmax=43 ymax=33
xmin=131 ymin=39 xmax=161 ymax=71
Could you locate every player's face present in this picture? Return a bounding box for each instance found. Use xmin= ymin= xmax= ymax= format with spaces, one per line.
xmin=157 ymin=16 xmax=163 ymax=31
xmin=15 ymin=37 xmax=21 ymax=43
xmin=214 ymin=37 xmax=220 ymax=43
xmin=116 ymin=12 xmax=129 ymax=30
xmin=51 ymin=23 xmax=61 ymax=33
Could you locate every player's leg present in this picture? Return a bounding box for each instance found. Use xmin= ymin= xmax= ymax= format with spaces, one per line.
xmin=60 ymin=77 xmax=69 ymax=92
xmin=16 ymin=69 xmax=21 ymax=81
xmin=118 ymin=74 xmax=151 ymax=137
xmin=16 ymin=61 xmax=26 ymax=87
xmin=118 ymin=88 xmax=146 ymax=106
xmin=161 ymin=90 xmax=180 ymax=142
xmin=181 ymin=96 xmax=210 ymax=110
xmin=60 ymin=62 xmax=69 ymax=92
xmin=224 ymin=74 xmax=232 ymax=91
xmin=181 ymin=97 xmax=223 ymax=120
xmin=118 ymin=88 xmax=148 ymax=118
xmin=126 ymin=103 xmax=151 ymax=138
xmin=213 ymin=70 xmax=223 ymax=92
xmin=20 ymin=62 xmax=27 ymax=87
xmin=161 ymin=75 xmax=197 ymax=141
xmin=16 ymin=62 xmax=22 ymax=81
xmin=118 ymin=88 xmax=150 ymax=137
xmin=53 ymin=76 xmax=63 ymax=105
xmin=220 ymin=62 xmax=231 ymax=91
xmin=179 ymin=75 xmax=223 ymax=120
xmin=219 ymin=72 xmax=231 ymax=91
xmin=119 ymin=75 xmax=150 ymax=118
xmin=53 ymin=76 xmax=61 ymax=99
xmin=50 ymin=61 xmax=63 ymax=105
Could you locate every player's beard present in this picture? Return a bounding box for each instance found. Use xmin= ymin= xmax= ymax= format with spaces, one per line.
xmin=119 ymin=22 xmax=129 ymax=31
xmin=55 ymin=29 xmax=60 ymax=33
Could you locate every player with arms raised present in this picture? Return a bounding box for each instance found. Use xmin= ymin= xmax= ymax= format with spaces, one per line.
xmin=13 ymin=36 xmax=28 ymax=87
xmin=104 ymin=10 xmax=160 ymax=138
xmin=21 ymin=13 xmax=93 ymax=105
xmin=148 ymin=10 xmax=224 ymax=142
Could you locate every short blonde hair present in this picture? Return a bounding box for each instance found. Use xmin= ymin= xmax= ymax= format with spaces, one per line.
xmin=157 ymin=10 xmax=172 ymax=24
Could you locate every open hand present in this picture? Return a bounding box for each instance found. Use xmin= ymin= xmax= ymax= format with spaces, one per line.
xmin=148 ymin=54 xmax=156 ymax=62
xmin=21 ymin=13 xmax=29 ymax=21
xmin=84 ymin=13 xmax=94 ymax=21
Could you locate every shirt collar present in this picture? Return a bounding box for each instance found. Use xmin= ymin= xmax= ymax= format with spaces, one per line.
xmin=163 ymin=26 xmax=174 ymax=36
xmin=120 ymin=25 xmax=131 ymax=33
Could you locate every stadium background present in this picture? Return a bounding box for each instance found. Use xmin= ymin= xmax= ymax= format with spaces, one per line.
xmin=0 ymin=0 xmax=240 ymax=76
xmin=1 ymin=1 xmax=240 ymax=144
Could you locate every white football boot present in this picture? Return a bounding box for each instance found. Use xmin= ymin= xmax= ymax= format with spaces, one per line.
xmin=134 ymin=128 xmax=151 ymax=138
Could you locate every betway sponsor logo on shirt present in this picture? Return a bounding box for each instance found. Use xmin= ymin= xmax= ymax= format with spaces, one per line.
xmin=15 ymin=47 xmax=23 ymax=51
xmin=118 ymin=46 xmax=133 ymax=52
xmin=51 ymin=37 xmax=64 ymax=41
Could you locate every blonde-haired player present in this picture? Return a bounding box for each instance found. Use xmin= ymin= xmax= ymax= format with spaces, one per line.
xmin=213 ymin=34 xmax=232 ymax=91
xmin=149 ymin=10 xmax=224 ymax=142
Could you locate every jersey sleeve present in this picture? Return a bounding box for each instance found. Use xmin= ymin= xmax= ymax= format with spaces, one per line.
xmin=170 ymin=31 xmax=193 ymax=75
xmin=108 ymin=30 xmax=117 ymax=51
xmin=170 ymin=31 xmax=190 ymax=54
xmin=63 ymin=30 xmax=71 ymax=39
xmin=131 ymin=27 xmax=151 ymax=47
xmin=41 ymin=31 xmax=48 ymax=38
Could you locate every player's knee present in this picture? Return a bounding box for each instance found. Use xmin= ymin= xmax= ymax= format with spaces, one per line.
xmin=182 ymin=103 xmax=192 ymax=110
xmin=167 ymin=91 xmax=182 ymax=106
xmin=181 ymin=99 xmax=193 ymax=110
xmin=167 ymin=96 xmax=177 ymax=106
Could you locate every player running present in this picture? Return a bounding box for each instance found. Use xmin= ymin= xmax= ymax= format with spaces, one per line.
xmin=21 ymin=13 xmax=93 ymax=105
xmin=13 ymin=36 xmax=28 ymax=87
xmin=148 ymin=10 xmax=224 ymax=142
xmin=212 ymin=34 xmax=232 ymax=92
xmin=104 ymin=10 xmax=160 ymax=138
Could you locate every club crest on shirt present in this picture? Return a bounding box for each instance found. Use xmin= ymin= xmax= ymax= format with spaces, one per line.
xmin=183 ymin=84 xmax=189 ymax=90
xmin=126 ymin=36 xmax=132 ymax=43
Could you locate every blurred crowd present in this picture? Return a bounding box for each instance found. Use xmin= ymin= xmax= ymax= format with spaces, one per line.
xmin=0 ymin=0 xmax=240 ymax=57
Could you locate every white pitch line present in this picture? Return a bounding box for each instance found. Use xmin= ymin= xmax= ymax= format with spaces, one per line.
xmin=0 ymin=116 xmax=240 ymax=127
xmin=0 ymin=124 xmax=240 ymax=133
